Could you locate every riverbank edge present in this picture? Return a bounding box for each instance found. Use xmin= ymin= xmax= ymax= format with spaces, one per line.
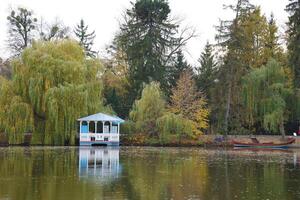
xmin=0 ymin=134 xmax=299 ymax=147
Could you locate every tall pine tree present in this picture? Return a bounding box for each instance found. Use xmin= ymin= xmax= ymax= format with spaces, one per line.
xmin=286 ymin=0 xmax=300 ymax=88
xmin=196 ymin=42 xmax=217 ymax=100
xmin=286 ymin=0 xmax=300 ymax=127
xmin=74 ymin=19 xmax=97 ymax=58
xmin=168 ymin=50 xmax=191 ymax=91
xmin=117 ymin=0 xmax=193 ymax=102
xmin=215 ymin=0 xmax=255 ymax=136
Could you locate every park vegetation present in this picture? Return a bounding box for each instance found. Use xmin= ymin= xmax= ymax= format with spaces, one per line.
xmin=0 ymin=0 xmax=300 ymax=145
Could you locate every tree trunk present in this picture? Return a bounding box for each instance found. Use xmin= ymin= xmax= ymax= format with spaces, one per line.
xmin=224 ymin=80 xmax=232 ymax=139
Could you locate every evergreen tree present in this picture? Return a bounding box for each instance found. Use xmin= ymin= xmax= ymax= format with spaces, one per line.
xmin=264 ymin=14 xmax=282 ymax=59
xmin=104 ymin=88 xmax=121 ymax=116
xmin=102 ymin=45 xmax=131 ymax=118
xmin=74 ymin=19 xmax=97 ymax=58
xmin=168 ymin=50 xmax=191 ymax=91
xmin=7 ymin=7 xmax=37 ymax=55
xmin=215 ymin=0 xmax=255 ymax=136
xmin=241 ymin=7 xmax=270 ymax=68
xmin=286 ymin=0 xmax=300 ymax=88
xmin=117 ymin=0 xmax=194 ymax=102
xmin=285 ymin=0 xmax=300 ymax=126
xmin=196 ymin=42 xmax=217 ymax=100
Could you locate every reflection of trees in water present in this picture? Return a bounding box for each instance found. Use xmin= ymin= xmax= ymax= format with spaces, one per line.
xmin=202 ymin=150 xmax=300 ymax=200
xmin=0 ymin=148 xmax=299 ymax=199
xmin=120 ymin=149 xmax=300 ymax=200
xmin=120 ymin=149 xmax=209 ymax=199
xmin=0 ymin=147 xmax=122 ymax=200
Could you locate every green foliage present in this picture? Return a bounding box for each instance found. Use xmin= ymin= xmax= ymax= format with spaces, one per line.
xmin=156 ymin=113 xmax=193 ymax=142
xmin=168 ymin=50 xmax=191 ymax=92
xmin=5 ymin=40 xmax=109 ymax=145
xmin=214 ymin=3 xmax=284 ymax=135
xmin=170 ymin=71 xmax=210 ymax=136
xmin=102 ymin=56 xmax=131 ymax=118
xmin=130 ymin=82 xmax=166 ymax=136
xmin=74 ymin=19 xmax=97 ymax=58
xmin=127 ymin=79 xmax=199 ymax=141
xmin=120 ymin=121 xmax=137 ymax=135
xmin=263 ymin=14 xmax=284 ymax=63
xmin=0 ymin=77 xmax=33 ymax=144
xmin=196 ymin=42 xmax=217 ymax=100
xmin=285 ymin=0 xmax=300 ymax=123
xmin=214 ymin=0 xmax=255 ymax=135
xmin=286 ymin=0 xmax=300 ymax=88
xmin=243 ymin=59 xmax=292 ymax=136
xmin=7 ymin=7 xmax=37 ymax=55
xmin=117 ymin=0 xmax=182 ymax=99
xmin=44 ymin=82 xmax=109 ymax=145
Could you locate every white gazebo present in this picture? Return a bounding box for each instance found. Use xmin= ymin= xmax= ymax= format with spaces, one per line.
xmin=78 ymin=113 xmax=124 ymax=146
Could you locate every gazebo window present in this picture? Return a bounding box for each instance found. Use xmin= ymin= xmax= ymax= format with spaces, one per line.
xmin=111 ymin=122 xmax=118 ymax=133
xmin=89 ymin=121 xmax=95 ymax=133
xmin=97 ymin=121 xmax=103 ymax=133
xmin=104 ymin=121 xmax=110 ymax=133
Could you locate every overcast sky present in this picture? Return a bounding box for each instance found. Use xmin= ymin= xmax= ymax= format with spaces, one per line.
xmin=0 ymin=0 xmax=289 ymax=64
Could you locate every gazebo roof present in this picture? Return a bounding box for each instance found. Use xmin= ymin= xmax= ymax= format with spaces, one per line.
xmin=78 ymin=113 xmax=125 ymax=123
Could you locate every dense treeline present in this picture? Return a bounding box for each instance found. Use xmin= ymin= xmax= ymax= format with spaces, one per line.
xmin=0 ymin=0 xmax=300 ymax=145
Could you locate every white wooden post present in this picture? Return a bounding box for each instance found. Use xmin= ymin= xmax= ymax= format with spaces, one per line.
xmin=102 ymin=121 xmax=105 ymax=134
xmin=117 ymin=123 xmax=120 ymax=142
xmin=110 ymin=121 xmax=112 ymax=133
xmin=79 ymin=121 xmax=82 ymax=134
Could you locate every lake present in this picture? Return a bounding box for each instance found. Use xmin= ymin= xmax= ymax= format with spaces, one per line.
xmin=0 ymin=147 xmax=300 ymax=200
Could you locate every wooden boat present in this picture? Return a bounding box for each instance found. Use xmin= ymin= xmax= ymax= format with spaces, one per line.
xmin=232 ymin=137 xmax=296 ymax=149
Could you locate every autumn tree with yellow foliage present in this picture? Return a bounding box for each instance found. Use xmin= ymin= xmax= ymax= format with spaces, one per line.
xmin=170 ymin=71 xmax=210 ymax=136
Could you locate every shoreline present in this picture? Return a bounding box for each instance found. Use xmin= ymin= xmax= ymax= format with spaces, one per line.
xmin=0 ymin=135 xmax=299 ymax=148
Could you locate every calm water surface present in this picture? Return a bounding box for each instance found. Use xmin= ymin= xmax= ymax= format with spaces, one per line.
xmin=0 ymin=147 xmax=300 ymax=200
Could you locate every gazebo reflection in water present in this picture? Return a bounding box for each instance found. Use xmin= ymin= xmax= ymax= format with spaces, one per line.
xmin=79 ymin=147 xmax=121 ymax=182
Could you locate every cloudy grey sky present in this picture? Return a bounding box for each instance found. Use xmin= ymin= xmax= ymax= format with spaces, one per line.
xmin=0 ymin=0 xmax=289 ymax=64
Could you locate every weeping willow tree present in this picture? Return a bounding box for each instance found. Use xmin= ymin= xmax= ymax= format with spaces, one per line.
xmin=243 ymin=59 xmax=293 ymax=138
xmin=8 ymin=40 xmax=110 ymax=145
xmin=129 ymin=82 xmax=166 ymax=136
xmin=156 ymin=113 xmax=193 ymax=142
xmin=0 ymin=77 xmax=33 ymax=144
